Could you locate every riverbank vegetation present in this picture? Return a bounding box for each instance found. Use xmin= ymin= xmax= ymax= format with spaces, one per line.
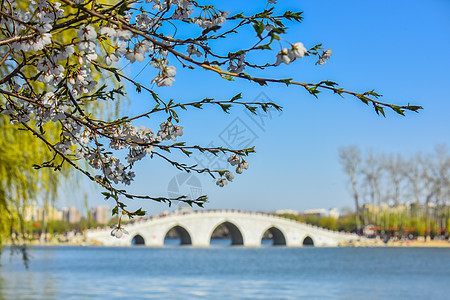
xmin=339 ymin=146 xmax=450 ymax=240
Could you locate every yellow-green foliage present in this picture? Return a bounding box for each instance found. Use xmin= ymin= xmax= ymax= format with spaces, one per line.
xmin=0 ymin=115 xmax=63 ymax=245
xmin=0 ymin=0 xmax=123 ymax=247
xmin=447 ymin=219 xmax=450 ymax=235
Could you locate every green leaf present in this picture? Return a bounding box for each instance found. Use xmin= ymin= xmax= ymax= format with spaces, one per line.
xmin=229 ymin=12 xmax=244 ymax=19
xmin=118 ymin=2 xmax=129 ymax=15
xmin=261 ymin=104 xmax=268 ymax=112
xmin=217 ymin=170 xmax=227 ymax=176
xmin=182 ymin=149 xmax=192 ymax=157
xmin=151 ymin=91 xmax=160 ymax=102
xmin=254 ymin=78 xmax=267 ymax=86
xmin=365 ymin=89 xmax=382 ymax=98
xmin=201 ymin=25 xmax=221 ymax=36
xmin=280 ymin=78 xmax=292 ymax=86
xmin=283 ymin=10 xmax=304 ymax=22
xmin=373 ymin=104 xmax=386 ymax=117
xmin=270 ymin=27 xmax=286 ymax=34
xmin=356 ymin=94 xmax=369 ymax=105
xmin=231 ymin=93 xmax=242 ymax=101
xmin=246 ymin=106 xmax=257 ymax=114
xmin=112 ymin=206 xmax=119 ymax=216
xmin=160 ymin=146 xmax=171 ymax=153
xmin=334 ymin=88 xmax=344 ymax=98
xmin=306 ymin=86 xmax=320 ymax=98
xmin=243 ymin=146 xmax=256 ymax=155
xmin=221 ymin=75 xmax=235 ymax=81
xmin=219 ymin=103 xmax=232 ymax=113
xmin=135 ymin=83 xmax=142 ymax=93
xmin=321 ymin=80 xmax=338 ymax=87
xmin=150 ymin=103 xmax=160 ymax=112
xmin=208 ymin=149 xmax=220 ymax=155
xmin=252 ymin=21 xmax=265 ymax=39
xmin=132 ymin=208 xmax=146 ymax=216
xmin=392 ymin=106 xmax=405 ymax=116
xmin=256 ymin=44 xmax=272 ymax=50
xmin=406 ymin=105 xmax=423 ymax=112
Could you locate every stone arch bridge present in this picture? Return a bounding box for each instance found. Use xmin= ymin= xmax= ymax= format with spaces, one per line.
xmin=86 ymin=210 xmax=358 ymax=247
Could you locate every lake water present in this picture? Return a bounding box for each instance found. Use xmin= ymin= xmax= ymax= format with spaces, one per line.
xmin=1 ymin=243 xmax=449 ymax=299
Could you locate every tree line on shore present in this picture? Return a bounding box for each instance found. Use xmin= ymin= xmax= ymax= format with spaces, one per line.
xmin=338 ymin=146 xmax=450 ymax=239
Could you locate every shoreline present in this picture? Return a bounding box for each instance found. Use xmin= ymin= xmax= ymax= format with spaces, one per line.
xmin=341 ymin=239 xmax=450 ymax=248
xmin=4 ymin=239 xmax=450 ymax=248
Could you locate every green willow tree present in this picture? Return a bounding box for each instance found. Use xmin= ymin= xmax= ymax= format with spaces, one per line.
xmin=0 ymin=0 xmax=121 ymax=250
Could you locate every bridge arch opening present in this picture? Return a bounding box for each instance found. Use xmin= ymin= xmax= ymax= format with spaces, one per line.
xmin=261 ymin=227 xmax=286 ymax=246
xmin=210 ymin=221 xmax=244 ymax=246
xmin=131 ymin=234 xmax=145 ymax=246
xmin=303 ymin=236 xmax=314 ymax=247
xmin=164 ymin=225 xmax=192 ymax=246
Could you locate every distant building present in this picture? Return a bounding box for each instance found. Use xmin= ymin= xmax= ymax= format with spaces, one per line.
xmin=24 ymin=202 xmax=63 ymax=222
xmin=303 ymin=208 xmax=340 ymax=219
xmin=303 ymin=208 xmax=327 ymax=217
xmin=275 ymin=209 xmax=299 ymax=215
xmin=328 ymin=208 xmax=340 ymax=219
xmin=24 ymin=205 xmax=43 ymax=222
xmin=90 ymin=206 xmax=110 ymax=224
xmin=47 ymin=205 xmax=63 ymax=221
xmin=63 ymin=206 xmax=81 ymax=223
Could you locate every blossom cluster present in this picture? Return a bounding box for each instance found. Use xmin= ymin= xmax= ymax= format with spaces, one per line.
xmin=275 ymin=42 xmax=308 ymax=65
xmin=2 ymin=0 xmax=251 ymax=193
xmin=316 ymin=49 xmax=333 ymax=65
xmin=216 ymin=154 xmax=249 ymax=187
xmin=228 ymin=53 xmax=246 ymax=73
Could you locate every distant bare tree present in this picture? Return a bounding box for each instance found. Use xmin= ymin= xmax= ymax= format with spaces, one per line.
xmin=404 ymin=154 xmax=423 ymax=204
xmin=361 ymin=151 xmax=384 ymax=224
xmin=422 ymin=147 xmax=450 ymax=239
xmin=339 ymin=146 xmax=362 ymax=232
xmin=431 ymin=147 xmax=450 ymax=233
xmin=340 ymin=146 xmax=450 ymax=239
xmin=385 ymin=154 xmax=407 ymax=206
xmin=402 ymin=154 xmax=425 ymax=221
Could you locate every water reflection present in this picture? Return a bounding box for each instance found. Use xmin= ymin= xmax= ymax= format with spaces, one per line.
xmin=1 ymin=247 xmax=449 ymax=300
xmin=0 ymin=275 xmax=6 ymax=300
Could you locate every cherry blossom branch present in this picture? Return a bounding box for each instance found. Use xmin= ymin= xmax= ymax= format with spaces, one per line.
xmin=0 ymin=33 xmax=36 ymax=46
xmin=19 ymin=115 xmax=207 ymax=207
xmin=0 ymin=0 xmax=423 ymax=230
xmin=198 ymin=64 xmax=422 ymax=116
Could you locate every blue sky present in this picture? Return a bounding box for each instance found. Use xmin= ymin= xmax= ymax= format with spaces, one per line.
xmin=64 ymin=0 xmax=450 ymax=215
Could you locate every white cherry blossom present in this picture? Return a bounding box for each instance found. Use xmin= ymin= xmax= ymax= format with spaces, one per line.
xmin=216 ymin=178 xmax=228 ymax=187
xmin=110 ymin=225 xmax=129 ymax=239
xmin=77 ymin=25 xmax=97 ymax=41
xmin=275 ymin=48 xmax=292 ymax=65
xmin=317 ymin=49 xmax=333 ymax=65
xmin=291 ymin=42 xmax=307 ymax=59
xmin=98 ymin=26 xmax=116 ymax=37
xmin=225 ymin=171 xmax=235 ymax=182
xmin=227 ymin=153 xmax=240 ymax=166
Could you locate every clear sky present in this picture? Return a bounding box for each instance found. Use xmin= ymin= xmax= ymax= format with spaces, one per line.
xmin=63 ymin=0 xmax=450 ymax=215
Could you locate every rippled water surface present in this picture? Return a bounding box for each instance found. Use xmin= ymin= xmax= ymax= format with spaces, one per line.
xmin=1 ymin=245 xmax=449 ymax=299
